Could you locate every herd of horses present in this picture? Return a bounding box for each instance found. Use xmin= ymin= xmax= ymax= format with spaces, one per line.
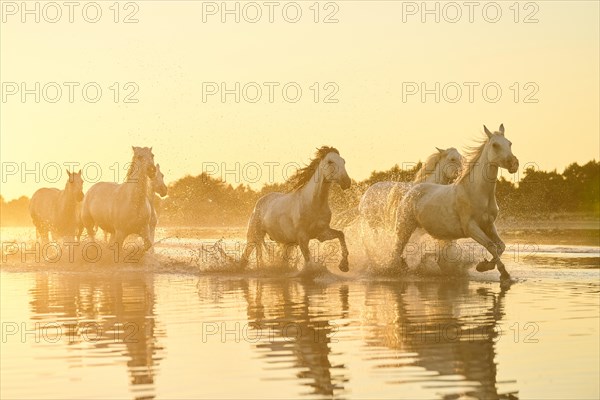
xmin=29 ymin=124 xmax=518 ymax=280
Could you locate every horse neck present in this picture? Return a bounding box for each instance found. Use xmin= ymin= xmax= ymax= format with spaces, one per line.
xmin=298 ymin=168 xmax=330 ymax=208
xmin=421 ymin=162 xmax=450 ymax=184
xmin=459 ymin=148 xmax=498 ymax=198
xmin=125 ymin=160 xmax=150 ymax=203
xmin=57 ymin=184 xmax=77 ymax=214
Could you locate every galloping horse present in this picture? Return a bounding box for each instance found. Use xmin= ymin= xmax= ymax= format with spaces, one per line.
xmin=359 ymin=147 xmax=463 ymax=232
xmin=81 ymin=147 xmax=156 ymax=256
xmin=84 ymin=162 xmax=167 ymax=249
xmin=29 ymin=170 xmax=84 ymax=242
xmin=391 ymin=125 xmax=519 ymax=279
xmin=240 ymin=146 xmax=352 ymax=272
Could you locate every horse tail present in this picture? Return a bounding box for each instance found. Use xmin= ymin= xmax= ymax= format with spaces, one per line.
xmin=245 ymin=209 xmax=264 ymax=244
xmin=241 ymin=207 xmax=266 ymax=266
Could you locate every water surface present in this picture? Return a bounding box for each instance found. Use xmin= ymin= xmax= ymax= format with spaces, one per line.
xmin=1 ymin=227 xmax=599 ymax=399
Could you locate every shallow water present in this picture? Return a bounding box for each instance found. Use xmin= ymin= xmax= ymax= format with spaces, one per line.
xmin=1 ymin=227 xmax=599 ymax=399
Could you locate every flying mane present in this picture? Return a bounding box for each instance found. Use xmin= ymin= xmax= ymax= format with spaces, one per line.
xmin=125 ymin=147 xmax=153 ymax=181
xmin=413 ymin=151 xmax=444 ymax=183
xmin=455 ymin=135 xmax=497 ymax=183
xmin=287 ymin=146 xmax=339 ymax=191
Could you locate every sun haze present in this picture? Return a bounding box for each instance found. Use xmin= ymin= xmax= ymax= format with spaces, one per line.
xmin=1 ymin=1 xmax=598 ymax=200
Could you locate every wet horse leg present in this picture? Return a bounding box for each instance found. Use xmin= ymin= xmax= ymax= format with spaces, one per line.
xmin=298 ymin=234 xmax=312 ymax=271
xmin=316 ymin=228 xmax=349 ymax=272
xmin=485 ymin=223 xmax=506 ymax=256
xmin=391 ymin=207 xmax=418 ymax=273
xmin=466 ymin=221 xmax=510 ymax=280
xmin=241 ymin=231 xmax=265 ymax=269
xmin=110 ymin=230 xmax=126 ymax=262
xmin=437 ymin=239 xmax=455 ymax=273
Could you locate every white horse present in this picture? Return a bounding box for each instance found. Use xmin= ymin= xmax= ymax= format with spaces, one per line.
xmin=29 ymin=170 xmax=84 ymax=243
xmin=81 ymin=147 xmax=156 ymax=257
xmin=149 ymin=163 xmax=168 ymax=248
xmin=359 ymin=147 xmax=463 ymax=233
xmin=391 ymin=125 xmax=519 ymax=280
xmin=240 ymin=146 xmax=352 ymax=272
xmin=84 ymin=163 xmax=167 ymax=248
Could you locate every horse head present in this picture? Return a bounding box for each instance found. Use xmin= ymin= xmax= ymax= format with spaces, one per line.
xmin=132 ymin=146 xmax=157 ymax=178
xmin=66 ymin=169 xmax=84 ymax=201
xmin=153 ymin=163 xmax=168 ymax=197
xmin=484 ymin=124 xmax=519 ymax=174
xmin=436 ymin=147 xmax=464 ymax=182
xmin=321 ymin=150 xmax=351 ymax=189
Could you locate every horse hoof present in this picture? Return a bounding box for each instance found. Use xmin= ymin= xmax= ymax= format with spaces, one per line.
xmin=338 ymin=259 xmax=349 ymax=272
xmin=476 ymin=260 xmax=496 ymax=272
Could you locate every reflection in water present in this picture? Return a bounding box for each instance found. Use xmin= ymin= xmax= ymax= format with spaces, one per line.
xmin=29 ymin=272 xmax=162 ymax=399
xmin=361 ymin=280 xmax=516 ymax=398
xmin=241 ymin=279 xmax=348 ymax=396
xmin=196 ymin=277 xmax=516 ymax=399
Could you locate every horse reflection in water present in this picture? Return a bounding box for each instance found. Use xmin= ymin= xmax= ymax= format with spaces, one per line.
xmin=29 ymin=272 xmax=162 ymax=397
xmin=230 ymin=279 xmax=348 ymax=396
xmin=197 ymin=278 xmax=514 ymax=398
xmin=361 ymin=280 xmax=516 ymax=399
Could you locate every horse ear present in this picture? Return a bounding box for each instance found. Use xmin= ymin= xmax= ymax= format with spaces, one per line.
xmin=484 ymin=125 xmax=493 ymax=138
xmin=499 ymin=124 xmax=505 ymax=135
xmin=435 ymin=147 xmax=444 ymax=153
xmin=77 ymin=169 xmax=82 ymax=175
xmin=65 ymin=169 xmax=71 ymax=177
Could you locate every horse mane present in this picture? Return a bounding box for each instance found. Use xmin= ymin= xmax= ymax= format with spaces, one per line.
xmin=125 ymin=147 xmax=151 ymax=181
xmin=286 ymin=146 xmax=339 ymax=191
xmin=125 ymin=161 xmax=138 ymax=181
xmin=455 ymin=135 xmax=492 ymax=183
xmin=413 ymin=151 xmax=443 ymax=183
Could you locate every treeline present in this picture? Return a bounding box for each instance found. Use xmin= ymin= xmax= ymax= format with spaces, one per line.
xmin=1 ymin=161 xmax=598 ymax=227
xmin=495 ymin=161 xmax=600 ymax=217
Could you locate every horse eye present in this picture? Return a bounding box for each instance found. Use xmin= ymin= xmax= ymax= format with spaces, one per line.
xmin=492 ymin=143 xmax=500 ymax=149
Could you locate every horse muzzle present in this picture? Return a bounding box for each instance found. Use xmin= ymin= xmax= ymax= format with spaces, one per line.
xmin=507 ymin=156 xmax=519 ymax=174
xmin=340 ymin=175 xmax=351 ymax=190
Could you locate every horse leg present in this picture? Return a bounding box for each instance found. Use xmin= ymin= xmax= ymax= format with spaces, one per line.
xmin=40 ymin=225 xmax=50 ymax=245
xmin=76 ymin=224 xmax=83 ymax=242
xmin=34 ymin=225 xmax=42 ymax=242
xmin=140 ymin=226 xmax=153 ymax=253
xmin=298 ymin=237 xmax=312 ymax=271
xmin=147 ymin=221 xmax=156 ymax=254
xmin=437 ymin=239 xmax=455 ymax=273
xmin=316 ymin=228 xmax=349 ymax=272
xmin=277 ymin=243 xmax=294 ymax=269
xmin=241 ymin=234 xmax=265 ymax=269
xmin=486 ymin=223 xmax=506 ymax=256
xmin=466 ymin=221 xmax=510 ymax=280
xmin=84 ymin=220 xmax=96 ymax=242
xmin=110 ymin=231 xmax=125 ymax=262
xmin=391 ymin=208 xmax=418 ymax=273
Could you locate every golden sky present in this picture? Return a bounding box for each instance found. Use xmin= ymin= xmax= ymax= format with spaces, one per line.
xmin=1 ymin=1 xmax=599 ymax=200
